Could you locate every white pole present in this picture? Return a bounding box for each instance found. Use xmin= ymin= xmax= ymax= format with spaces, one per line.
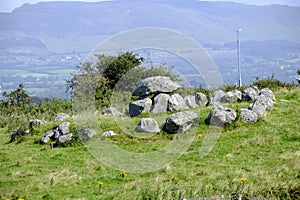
xmin=237 ymin=28 xmax=242 ymax=87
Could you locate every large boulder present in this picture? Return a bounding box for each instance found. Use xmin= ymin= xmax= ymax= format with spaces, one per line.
xmin=54 ymin=113 xmax=70 ymax=122
xmin=102 ymin=107 xmax=122 ymax=117
xmin=210 ymin=90 xmax=226 ymax=104
xmin=240 ymin=109 xmax=258 ymax=123
xmin=29 ymin=119 xmax=45 ymax=128
xmin=129 ymin=98 xmax=152 ymax=117
xmin=41 ymin=129 xmax=59 ymax=144
xmin=249 ymin=94 xmax=274 ymax=115
xmin=195 ymin=92 xmax=208 ymax=106
xmin=184 ymin=95 xmax=197 ymax=108
xmin=132 ymin=76 xmax=180 ymax=96
xmin=79 ymin=127 xmax=96 ymax=139
xmin=151 ymin=93 xmax=170 ymax=114
xmin=136 ymin=118 xmax=160 ymax=133
xmin=248 ymin=101 xmax=266 ymax=115
xmin=223 ymin=90 xmax=242 ymax=102
xmin=259 ymin=88 xmax=275 ymax=100
xmin=56 ymin=133 xmax=73 ymax=145
xmin=168 ymin=94 xmax=188 ymax=111
xmin=206 ymin=104 xmax=237 ymax=126
xmin=242 ymin=86 xmax=260 ymax=101
xmin=165 ymin=111 xmax=198 ymax=133
xmin=58 ymin=122 xmax=70 ymax=134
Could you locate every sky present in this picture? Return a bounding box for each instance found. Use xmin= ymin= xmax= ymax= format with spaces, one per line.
xmin=0 ymin=0 xmax=299 ymax=13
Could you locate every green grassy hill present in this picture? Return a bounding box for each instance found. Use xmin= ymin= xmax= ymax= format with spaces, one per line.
xmin=0 ymin=87 xmax=299 ymax=199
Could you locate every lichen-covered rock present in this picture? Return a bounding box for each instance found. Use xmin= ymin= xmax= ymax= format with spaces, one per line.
xmin=165 ymin=111 xmax=198 ymax=133
xmin=206 ymin=104 xmax=237 ymax=126
xmin=102 ymin=107 xmax=122 ymax=116
xmin=223 ymin=90 xmax=242 ymax=102
xmin=240 ymin=109 xmax=258 ymax=123
xmin=242 ymin=86 xmax=260 ymax=101
xmin=210 ymin=90 xmax=226 ymax=104
xmin=195 ymin=92 xmax=208 ymax=106
xmin=168 ymin=94 xmax=188 ymax=111
xmin=56 ymin=133 xmax=73 ymax=144
xmin=151 ymin=93 xmax=170 ymax=114
xmin=255 ymin=94 xmax=274 ymax=111
xmin=129 ymin=98 xmax=152 ymax=117
xmin=184 ymin=95 xmax=197 ymax=108
xmin=248 ymin=101 xmax=266 ymax=115
xmin=259 ymin=88 xmax=275 ymax=100
xmin=58 ymin=122 xmax=70 ymax=134
xmin=79 ymin=127 xmax=96 ymax=139
xmin=132 ymin=76 xmax=180 ymax=96
xmin=102 ymin=130 xmax=117 ymax=137
xmin=54 ymin=113 xmax=70 ymax=122
xmin=136 ymin=118 xmax=160 ymax=133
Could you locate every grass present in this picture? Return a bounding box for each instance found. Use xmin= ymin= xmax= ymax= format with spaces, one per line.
xmin=0 ymin=87 xmax=299 ymax=199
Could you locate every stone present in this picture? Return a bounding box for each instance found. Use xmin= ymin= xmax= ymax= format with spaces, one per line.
xmin=136 ymin=118 xmax=160 ymax=133
xmin=165 ymin=111 xmax=198 ymax=133
xmin=129 ymin=98 xmax=152 ymax=117
xmin=242 ymin=86 xmax=260 ymax=101
xmin=210 ymin=90 xmax=226 ymax=104
xmin=184 ymin=95 xmax=197 ymax=108
xmin=102 ymin=107 xmax=122 ymax=116
xmin=79 ymin=127 xmax=96 ymax=139
xmin=195 ymin=92 xmax=208 ymax=106
xmin=151 ymin=93 xmax=170 ymax=114
xmin=248 ymin=101 xmax=266 ymax=115
xmin=41 ymin=129 xmax=57 ymax=144
xmin=56 ymin=133 xmax=73 ymax=144
xmin=255 ymin=94 xmax=274 ymax=111
xmin=58 ymin=122 xmax=70 ymax=134
xmin=102 ymin=130 xmax=117 ymax=137
xmin=206 ymin=104 xmax=237 ymax=126
xmin=223 ymin=90 xmax=242 ymax=102
xmin=259 ymin=88 xmax=275 ymax=100
xmin=54 ymin=113 xmax=70 ymax=122
xmin=168 ymin=94 xmax=188 ymax=111
xmin=29 ymin=119 xmax=45 ymax=128
xmin=132 ymin=76 xmax=180 ymax=96
xmin=240 ymin=109 xmax=258 ymax=123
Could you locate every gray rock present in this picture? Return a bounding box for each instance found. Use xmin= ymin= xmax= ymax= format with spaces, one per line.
xmin=136 ymin=118 xmax=160 ymax=133
xmin=29 ymin=119 xmax=45 ymax=128
xmin=58 ymin=122 xmax=70 ymax=134
xmin=102 ymin=107 xmax=122 ymax=116
xmin=195 ymin=92 xmax=208 ymax=106
xmin=41 ymin=129 xmax=57 ymax=144
xmin=248 ymin=101 xmax=266 ymax=115
xmin=242 ymin=86 xmax=260 ymax=101
xmin=151 ymin=93 xmax=170 ymax=114
xmin=102 ymin=130 xmax=117 ymax=137
xmin=54 ymin=113 xmax=70 ymax=122
xmin=206 ymin=104 xmax=237 ymax=126
xmin=255 ymin=94 xmax=275 ymax=111
xmin=56 ymin=133 xmax=73 ymax=144
xmin=223 ymin=90 xmax=242 ymax=102
xmin=129 ymin=98 xmax=152 ymax=117
xmin=210 ymin=90 xmax=226 ymax=104
xmin=168 ymin=94 xmax=188 ymax=111
xmin=165 ymin=111 xmax=198 ymax=133
xmin=132 ymin=76 xmax=180 ymax=96
xmin=240 ymin=109 xmax=258 ymax=123
xmin=80 ymin=127 xmax=97 ymax=139
xmin=259 ymin=88 xmax=275 ymax=100
xmin=184 ymin=95 xmax=197 ymax=108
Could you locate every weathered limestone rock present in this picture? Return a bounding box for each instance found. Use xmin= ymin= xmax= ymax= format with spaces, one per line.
xmin=168 ymin=94 xmax=188 ymax=111
xmin=151 ymin=93 xmax=170 ymax=114
xmin=132 ymin=76 xmax=180 ymax=96
xmin=184 ymin=95 xmax=197 ymax=108
xmin=29 ymin=119 xmax=45 ymax=128
xmin=195 ymin=92 xmax=208 ymax=106
xmin=102 ymin=130 xmax=117 ymax=137
xmin=210 ymin=90 xmax=226 ymax=104
xmin=102 ymin=107 xmax=122 ymax=116
xmin=56 ymin=133 xmax=73 ymax=144
xmin=54 ymin=113 xmax=70 ymax=122
xmin=136 ymin=118 xmax=160 ymax=133
xmin=259 ymin=88 xmax=275 ymax=100
xmin=242 ymin=86 xmax=260 ymax=101
xmin=165 ymin=111 xmax=198 ymax=133
xmin=206 ymin=104 xmax=237 ymax=126
xmin=240 ymin=109 xmax=258 ymax=123
xmin=223 ymin=90 xmax=242 ymax=102
xmin=58 ymin=122 xmax=70 ymax=134
xmin=129 ymin=98 xmax=152 ymax=117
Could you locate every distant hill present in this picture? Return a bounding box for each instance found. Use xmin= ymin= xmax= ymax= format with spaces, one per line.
xmin=0 ymin=0 xmax=299 ymax=53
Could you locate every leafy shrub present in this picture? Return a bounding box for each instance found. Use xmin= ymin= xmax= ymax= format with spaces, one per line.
xmin=252 ymin=74 xmax=296 ymax=91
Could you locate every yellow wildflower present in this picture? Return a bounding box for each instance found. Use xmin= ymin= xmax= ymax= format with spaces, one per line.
xmin=198 ymin=134 xmax=203 ymax=138
xmin=98 ymin=181 xmax=104 ymax=187
xmin=285 ymin=128 xmax=291 ymax=133
xmin=120 ymin=171 xmax=127 ymax=178
xmin=240 ymin=177 xmax=247 ymax=184
xmin=273 ymin=97 xmax=277 ymax=102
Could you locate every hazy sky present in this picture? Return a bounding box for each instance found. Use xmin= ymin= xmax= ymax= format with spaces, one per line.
xmin=0 ymin=0 xmax=299 ymax=13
